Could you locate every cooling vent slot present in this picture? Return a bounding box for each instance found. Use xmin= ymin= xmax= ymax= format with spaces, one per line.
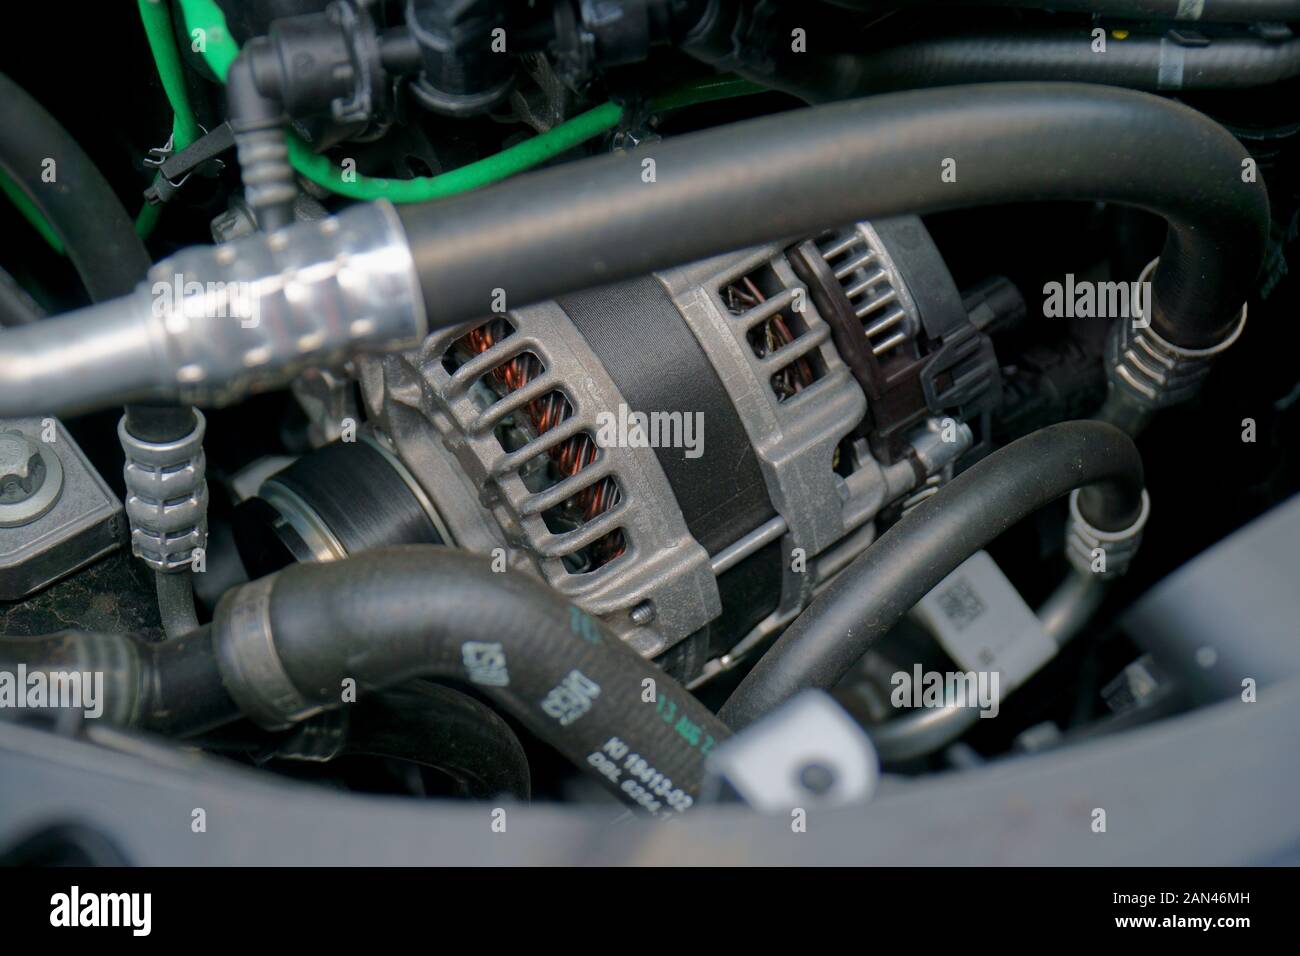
xmin=443 ymin=320 xmax=626 ymax=573
xmin=816 ymin=228 xmax=915 ymax=358
xmin=720 ymin=264 xmax=826 ymax=403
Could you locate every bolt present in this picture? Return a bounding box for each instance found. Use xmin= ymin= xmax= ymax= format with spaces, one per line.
xmin=0 ymin=431 xmax=43 ymax=502
xmin=630 ymin=601 xmax=655 ymax=626
xmin=797 ymin=762 xmax=836 ymax=796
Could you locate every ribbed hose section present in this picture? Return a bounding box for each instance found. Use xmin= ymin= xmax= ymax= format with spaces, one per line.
xmin=227 ymin=54 xmax=295 ymax=232
xmin=214 ymin=547 xmax=730 ymax=816
xmin=234 ymin=127 xmax=296 ymax=230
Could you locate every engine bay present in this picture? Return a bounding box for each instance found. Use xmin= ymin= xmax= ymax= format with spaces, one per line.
xmin=0 ymin=0 xmax=1298 ymax=868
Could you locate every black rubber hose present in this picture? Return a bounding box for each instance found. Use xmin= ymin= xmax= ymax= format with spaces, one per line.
xmin=397 ymin=83 xmax=1267 ymax=350
xmin=216 ymin=547 xmax=730 ymax=815
xmin=0 ymin=73 xmax=150 ymax=302
xmin=719 ymin=421 xmax=1145 ymax=730
xmin=341 ymin=682 xmax=532 ymax=800
xmin=754 ymin=31 xmax=1300 ymax=100
xmin=824 ymin=0 xmax=1300 ymax=21
xmin=0 ymin=628 xmax=240 ymax=736
xmin=227 ymin=52 xmax=296 ymax=232
xmin=0 ymin=72 xmax=194 ymax=443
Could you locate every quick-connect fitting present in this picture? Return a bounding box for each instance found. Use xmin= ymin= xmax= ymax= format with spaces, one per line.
xmin=1065 ymin=487 xmax=1151 ymax=578
xmin=1106 ymin=258 xmax=1247 ymax=410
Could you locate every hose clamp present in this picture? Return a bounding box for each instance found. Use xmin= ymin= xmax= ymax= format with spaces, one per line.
xmin=1106 ymin=258 xmax=1246 ymax=409
xmin=119 ymin=410 xmax=209 ymax=572
xmin=1065 ymin=488 xmax=1151 ymax=578
xmin=213 ymin=574 xmax=321 ymax=730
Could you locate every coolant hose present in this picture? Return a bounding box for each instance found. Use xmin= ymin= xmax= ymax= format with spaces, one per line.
xmin=826 ymin=0 xmax=1300 ymax=21
xmin=0 ymin=628 xmax=238 ymax=736
xmin=0 ymin=83 xmax=1268 ymax=416
xmin=719 ymin=421 xmax=1145 ymax=730
xmin=754 ymin=30 xmax=1300 ymax=100
xmin=398 ymin=83 xmax=1266 ymax=352
xmin=3 ymin=549 xmax=729 ymax=813
xmin=0 ymin=73 xmax=151 ymax=302
xmin=210 ymin=547 xmax=729 ymax=815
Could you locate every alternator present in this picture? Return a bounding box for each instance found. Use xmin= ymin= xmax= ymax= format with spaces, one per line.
xmin=335 ymin=220 xmax=992 ymax=681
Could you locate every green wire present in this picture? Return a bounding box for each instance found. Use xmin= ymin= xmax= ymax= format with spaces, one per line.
xmin=139 ymin=0 xmax=203 ymax=150
xmin=175 ymin=0 xmax=763 ymax=202
xmin=136 ymin=0 xmax=207 ymax=238
xmin=283 ymin=101 xmax=626 ymax=202
xmin=5 ymin=0 xmax=763 ymax=251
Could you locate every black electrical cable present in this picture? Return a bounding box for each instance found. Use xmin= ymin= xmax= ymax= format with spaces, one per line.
xmin=397 ymin=83 xmax=1267 ymax=351
xmin=823 ymin=0 xmax=1300 ymax=21
xmin=719 ymin=421 xmax=1145 ymax=730
xmin=0 ymin=72 xmax=194 ymax=443
xmin=215 ymin=547 xmax=730 ymax=813
xmin=742 ymin=30 xmax=1300 ymax=101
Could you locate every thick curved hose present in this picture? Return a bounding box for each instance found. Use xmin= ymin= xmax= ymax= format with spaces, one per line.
xmin=0 ymin=168 xmax=65 ymax=254
xmin=2 ymin=548 xmax=726 ymax=812
xmin=779 ymin=30 xmax=1300 ymax=99
xmin=0 ymin=73 xmax=150 ymax=302
xmin=0 ymin=85 xmax=1268 ymax=416
xmin=827 ymin=0 xmax=1300 ymax=21
xmin=719 ymin=422 xmax=1145 ymax=730
xmin=213 ymin=547 xmax=729 ymax=815
xmin=174 ymin=0 xmax=761 ymax=202
xmin=399 ymin=83 xmax=1267 ymax=351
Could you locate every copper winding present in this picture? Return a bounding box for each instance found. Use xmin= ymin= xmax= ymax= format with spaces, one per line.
xmin=462 ymin=320 xmax=624 ymax=564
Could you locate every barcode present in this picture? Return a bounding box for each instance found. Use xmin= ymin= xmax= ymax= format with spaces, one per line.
xmin=935 ymin=577 xmax=986 ymax=631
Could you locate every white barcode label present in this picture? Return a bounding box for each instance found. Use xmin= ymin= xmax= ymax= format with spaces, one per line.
xmin=914 ymin=551 xmax=1055 ymax=691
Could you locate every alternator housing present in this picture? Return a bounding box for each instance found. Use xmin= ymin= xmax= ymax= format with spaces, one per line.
xmin=356 ymin=219 xmax=990 ymax=682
